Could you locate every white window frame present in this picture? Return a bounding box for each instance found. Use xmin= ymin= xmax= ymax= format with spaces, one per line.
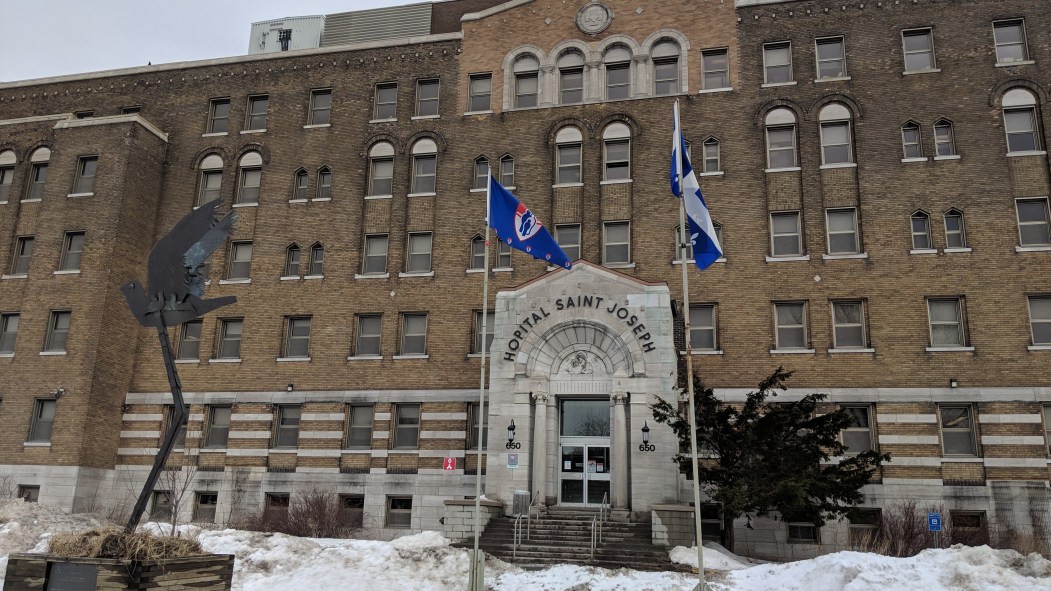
xmin=939 ymin=405 xmax=978 ymax=456
xmin=392 ymin=404 xmax=421 ymax=449
xmin=405 ymin=232 xmax=433 ymax=274
xmin=841 ymin=405 xmax=874 ymax=454
xmin=832 ymin=300 xmax=867 ymax=349
xmin=603 ymin=137 xmax=631 ymax=181
xmin=374 ymin=83 xmax=398 ymax=120
xmin=1016 ymin=197 xmax=1051 ymax=246
xmin=245 ymin=95 xmax=268 ymax=130
xmin=943 ymin=209 xmax=966 ymax=249
xmin=72 ymin=156 xmax=98 ymax=194
xmin=902 ymin=122 xmax=923 ymax=159
xmin=410 ymin=140 xmax=437 ymax=194
xmin=216 ymin=319 xmax=242 ymax=359
xmin=770 ymin=211 xmax=802 ymax=257
xmin=308 ymin=243 xmax=324 ymax=276
xmin=59 ymin=231 xmax=85 ymax=271
xmin=316 ymin=168 xmax=331 ymax=200
xmin=363 ymin=234 xmax=389 ymax=275
xmin=774 ymin=302 xmax=808 ymax=350
xmin=927 ymin=298 xmax=966 ymax=347
xmin=227 ymin=241 xmax=252 ymax=279
xmin=701 ymin=48 xmax=730 ymax=90
xmin=400 ymin=313 xmax=428 ymax=356
xmin=933 ymin=120 xmax=956 ymax=157
xmin=556 ymin=224 xmax=581 ymax=262
xmin=826 ymin=208 xmax=859 ymax=254
xmin=355 ymin=314 xmax=382 ymax=357
xmin=1028 ymin=296 xmax=1051 ymax=346
xmin=558 ymin=51 xmax=585 ymax=105
xmin=415 ymin=79 xmax=440 ymax=117
xmin=689 ymin=304 xmax=717 ymax=351
xmin=177 ymin=320 xmax=202 ymax=360
xmin=283 ymin=316 xmax=311 ymax=359
xmin=815 ymin=36 xmax=846 ymax=79
xmin=652 ymin=40 xmax=681 ymax=96
xmin=911 ymin=212 xmax=933 ymax=250
xmin=902 ymin=28 xmax=937 ymax=72
xmin=500 ymin=155 xmax=515 ymax=187
xmin=701 ymin=138 xmax=720 ymax=173
xmin=44 ymin=310 xmax=70 ymax=352
xmin=993 ymin=19 xmax=1029 ymax=64
xmin=513 ymin=56 xmax=540 ymax=109
xmin=468 ymin=73 xmax=492 ymax=113
xmin=763 ymin=42 xmax=793 ymax=84
xmin=604 ymin=47 xmax=632 ymax=100
xmin=308 ymin=89 xmax=332 ymax=125
xmin=602 ymin=221 xmax=631 ymax=265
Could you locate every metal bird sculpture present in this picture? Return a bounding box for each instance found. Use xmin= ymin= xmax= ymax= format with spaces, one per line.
xmin=121 ymin=199 xmax=237 ymax=326
xmin=120 ymin=199 xmax=238 ymax=532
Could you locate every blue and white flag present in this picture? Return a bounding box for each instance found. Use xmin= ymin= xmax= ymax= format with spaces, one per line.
xmin=670 ymin=101 xmax=723 ymax=270
xmin=489 ymin=175 xmax=573 ymax=269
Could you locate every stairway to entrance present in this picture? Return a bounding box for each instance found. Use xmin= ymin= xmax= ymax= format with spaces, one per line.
xmin=465 ymin=508 xmax=691 ymax=572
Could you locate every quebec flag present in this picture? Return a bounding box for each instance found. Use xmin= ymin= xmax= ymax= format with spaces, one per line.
xmin=489 ymin=175 xmax=573 ymax=269
xmin=670 ymin=101 xmax=723 ymax=270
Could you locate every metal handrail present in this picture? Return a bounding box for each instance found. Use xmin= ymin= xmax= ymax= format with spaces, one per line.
xmin=599 ymin=492 xmax=609 ymax=544
xmin=527 ymin=489 xmax=542 ymax=540
xmin=513 ymin=514 xmax=525 ymax=561
xmin=590 ymin=516 xmax=597 ymax=560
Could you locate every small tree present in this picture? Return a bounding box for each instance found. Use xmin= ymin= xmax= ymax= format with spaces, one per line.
xmin=651 ymin=365 xmax=889 ymax=551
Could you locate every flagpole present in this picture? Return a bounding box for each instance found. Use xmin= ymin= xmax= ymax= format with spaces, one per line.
xmin=468 ymin=167 xmax=493 ymax=591
xmin=675 ymin=100 xmax=708 ymax=591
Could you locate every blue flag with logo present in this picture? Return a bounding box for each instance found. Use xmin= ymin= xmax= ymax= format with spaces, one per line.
xmin=489 ymin=176 xmax=573 ymax=269
xmin=670 ymin=101 xmax=723 ymax=270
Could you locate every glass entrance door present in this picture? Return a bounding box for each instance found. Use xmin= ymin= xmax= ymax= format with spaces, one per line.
xmin=559 ymin=443 xmax=611 ymax=506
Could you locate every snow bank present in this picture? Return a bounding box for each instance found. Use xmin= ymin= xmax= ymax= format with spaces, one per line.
xmin=0 ymin=500 xmax=107 ymax=585
xmin=669 ymin=542 xmax=755 ymax=571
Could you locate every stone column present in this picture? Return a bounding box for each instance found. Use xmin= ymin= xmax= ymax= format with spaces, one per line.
xmin=530 ymin=391 xmax=550 ymax=505
xmin=611 ymin=391 xmax=629 ymax=510
xmin=585 ymin=60 xmax=602 ymax=102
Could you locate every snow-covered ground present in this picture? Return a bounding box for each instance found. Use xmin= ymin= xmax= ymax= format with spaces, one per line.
xmin=1 ymin=500 xmax=1049 ymax=591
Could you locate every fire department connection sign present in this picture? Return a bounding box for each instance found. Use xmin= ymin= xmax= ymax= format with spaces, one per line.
xmin=443 ymin=457 xmax=456 ymax=471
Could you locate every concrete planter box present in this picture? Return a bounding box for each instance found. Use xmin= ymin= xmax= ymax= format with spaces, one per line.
xmin=3 ymin=553 xmax=234 ymax=591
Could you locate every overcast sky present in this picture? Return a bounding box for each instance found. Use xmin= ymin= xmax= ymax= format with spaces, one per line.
xmin=1 ymin=0 xmax=414 ymax=83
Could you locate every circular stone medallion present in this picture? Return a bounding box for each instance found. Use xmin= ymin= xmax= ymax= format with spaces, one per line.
xmin=577 ymin=3 xmax=612 ymax=35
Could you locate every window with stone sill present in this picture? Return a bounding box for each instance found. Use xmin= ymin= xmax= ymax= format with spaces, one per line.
xmin=416 ymin=79 xmax=439 ymax=117
xmin=902 ymin=28 xmax=936 ymax=72
xmin=832 ymin=300 xmax=867 ymax=349
xmin=652 ymin=40 xmax=681 ymax=95
xmin=207 ymin=98 xmax=230 ymax=134
xmin=308 ymin=89 xmax=331 ymax=125
xmin=309 ymin=243 xmax=324 ymax=276
xmin=927 ymin=298 xmax=966 ymax=348
xmin=774 ymin=302 xmax=808 ymax=350
xmin=293 ymin=170 xmax=308 ymax=200
xmin=689 ymin=304 xmax=717 ymax=351
xmin=556 ymin=224 xmax=580 ymax=262
xmin=841 ymin=405 xmax=874 ymax=454
xmin=763 ymin=42 xmax=793 ymax=84
xmin=558 ymin=51 xmax=585 ymax=105
xmin=245 ymin=95 xmax=268 ymax=130
xmin=910 ymin=211 xmax=932 ymax=250
xmin=363 ymin=234 xmax=388 ymax=275
xmin=1028 ymin=296 xmax=1051 ymax=346
xmin=1016 ymin=198 xmax=1051 ymax=246
xmin=943 ymin=209 xmax=966 ymax=248
xmin=216 ymin=319 xmax=242 ymax=360
xmin=993 ymin=20 xmax=1029 ymax=64
xmin=283 ymin=317 xmax=311 ymax=358
xmin=374 ymin=83 xmax=397 ymax=120
xmin=60 ymin=230 xmax=85 ymax=270
xmin=44 ymin=310 xmax=70 ymax=353
xmin=513 ymin=56 xmax=539 ymax=108
xmin=815 ymin=37 xmax=846 ymax=79
xmin=400 ymin=313 xmax=427 ymax=356
xmin=604 ymin=45 xmax=632 ymax=100
xmin=770 ymin=211 xmax=802 ymax=257
xmin=0 ymin=313 xmax=19 ymax=354
xmin=355 ymin=314 xmax=382 ymax=357
xmin=901 ymin=122 xmax=923 ymax=159
xmin=317 ymin=168 xmax=332 ymax=200
xmin=72 ymin=156 xmax=97 ymax=194
xmin=468 ymin=73 xmax=491 ymax=112
xmin=346 ymin=404 xmax=374 ymax=448
xmin=702 ymin=48 xmax=730 ymax=90
xmin=473 ymin=310 xmax=495 ymax=354
xmin=10 ymin=236 xmax=33 ymax=275
xmin=473 ymin=157 xmax=489 ymax=190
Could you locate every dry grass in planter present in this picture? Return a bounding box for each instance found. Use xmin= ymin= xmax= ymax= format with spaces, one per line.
xmin=48 ymin=528 xmax=205 ymax=560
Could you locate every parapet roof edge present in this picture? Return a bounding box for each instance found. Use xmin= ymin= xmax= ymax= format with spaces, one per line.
xmin=461 ymin=0 xmax=533 ymax=22
xmin=0 ymin=31 xmax=463 ymax=90
xmin=735 ymin=0 xmax=803 ymax=6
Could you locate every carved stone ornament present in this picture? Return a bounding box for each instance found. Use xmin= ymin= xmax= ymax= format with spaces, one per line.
xmin=559 ymin=350 xmax=606 ymax=375
xmin=576 ymin=2 xmax=612 ymax=35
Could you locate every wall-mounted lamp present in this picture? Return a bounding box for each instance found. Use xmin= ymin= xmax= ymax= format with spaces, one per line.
xmin=949 ymin=378 xmax=958 ymax=389
xmin=287 ymin=383 xmax=294 ymax=392
xmin=505 ymin=419 xmax=520 ymax=450
xmin=639 ymin=421 xmax=656 ymax=452
xmin=50 ymin=388 xmax=65 ymax=399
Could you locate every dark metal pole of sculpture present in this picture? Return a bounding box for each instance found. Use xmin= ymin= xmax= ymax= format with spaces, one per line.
xmin=121 ymin=200 xmax=237 ymax=532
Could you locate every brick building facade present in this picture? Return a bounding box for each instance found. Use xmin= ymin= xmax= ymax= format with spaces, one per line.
xmin=0 ymin=0 xmax=1048 ymax=560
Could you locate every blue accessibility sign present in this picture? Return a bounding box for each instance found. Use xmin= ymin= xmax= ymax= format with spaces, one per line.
xmin=928 ymin=512 xmax=942 ymax=532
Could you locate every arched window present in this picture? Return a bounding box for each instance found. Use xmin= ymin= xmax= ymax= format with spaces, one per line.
xmin=499 ymin=155 xmax=515 ymax=187
xmin=910 ymin=211 xmax=932 ymax=250
xmin=602 ymin=123 xmax=631 ymax=181
xmin=901 ymin=122 xmax=922 ymax=159
xmin=702 ymin=138 xmax=721 ymax=173
xmin=604 ymin=45 xmax=632 ymax=100
xmin=469 ymin=236 xmax=485 ymax=270
xmin=284 ymin=244 xmax=301 ymax=277
xmin=818 ymin=103 xmax=853 ymax=165
xmin=473 ymin=157 xmax=489 ymax=190
xmin=197 ymin=154 xmax=224 ymax=206
xmin=0 ymin=150 xmax=17 ymax=203
xmin=236 ymin=151 xmax=262 ymax=204
xmin=317 ymin=167 xmax=332 ymax=200
xmin=293 ymin=169 xmax=308 ymax=201
xmin=652 ymin=40 xmax=680 ymax=95
xmin=368 ymin=142 xmax=394 ymax=196
xmin=309 ymin=243 xmax=325 ymax=276
xmin=411 ymin=139 xmax=437 ymax=194
xmin=26 ymin=147 xmax=51 ymax=201
xmin=555 ymin=127 xmax=583 ymax=184
xmin=513 ymin=55 xmax=540 ymax=108
xmin=933 ymin=119 xmax=956 ymax=157
xmin=558 ymin=50 xmax=585 ymax=105
xmin=1002 ymin=88 xmax=1040 ymax=153
xmin=943 ymin=209 xmax=966 ymax=249
xmin=764 ymin=109 xmax=797 ymax=169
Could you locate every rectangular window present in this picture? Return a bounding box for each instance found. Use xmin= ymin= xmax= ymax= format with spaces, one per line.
xmin=902 ymin=28 xmax=936 ymax=72
xmin=11 ymin=236 xmax=33 ymax=275
xmin=603 ymin=221 xmax=630 ymax=264
xmin=605 ymin=62 xmax=630 ymax=100
xmin=702 ymin=139 xmax=720 ymax=173
xmin=473 ymin=159 xmax=489 ymax=190
xmin=74 ymin=111 xmax=94 ymax=119
xmin=374 ymin=83 xmax=398 ymax=119
xmin=815 ymin=37 xmax=846 ymax=79
xmin=934 ymin=122 xmax=956 ymax=156
xmin=273 ymin=405 xmax=301 ymax=448
xmin=940 ymin=405 xmax=977 ymax=456
xmin=676 ymin=225 xmax=695 ymax=261
xmin=1004 ymin=108 xmax=1039 ymax=153
xmin=556 ymin=224 xmax=581 ymax=262
xmin=1044 ymin=405 xmax=1051 ymax=454
xmin=227 ymin=241 xmax=252 ymax=279
xmin=702 ymin=48 xmax=730 ymax=90
xmin=515 ymin=72 xmax=539 ymax=108
xmin=468 ymin=74 xmax=492 ymax=112
xmin=309 ymin=243 xmax=324 ymax=275
xmin=993 ymin=20 xmax=1028 ymax=64
xmin=17 ymin=485 xmax=40 ymax=503
xmin=0 ymin=166 xmax=13 ymax=202
xmin=369 ymin=156 xmax=394 ymax=196
xmin=400 ymin=313 xmax=427 ymax=355
xmin=468 ymin=402 xmax=488 ymax=450
xmin=842 ymin=405 xmax=874 ymax=454
xmin=787 ymin=522 xmax=818 ymax=543
xmin=245 ymin=95 xmax=268 ymax=130
xmin=217 ymin=319 xmax=243 ymax=359
xmin=193 ymin=492 xmax=218 ymax=523
xmin=309 ymin=89 xmax=332 ymax=125
xmin=557 ymin=144 xmax=582 ymax=184
xmin=205 ymin=405 xmax=231 ymax=447
xmin=44 ymin=310 xmax=71 ymax=352
xmin=283 ymin=317 xmax=311 ymax=358
xmin=406 ymin=233 xmax=432 ymax=273
xmin=474 ymin=310 xmax=495 ymax=354
xmin=653 ymin=57 xmax=679 ymax=95
xmin=411 ymin=154 xmax=436 ymax=193
xmin=28 ymin=399 xmax=56 ymax=442
xmin=199 ymin=170 xmax=222 ymax=206
xmin=393 ymin=404 xmax=420 ymax=449
xmin=177 ymin=320 xmax=202 ymax=360
xmin=604 ymin=140 xmax=630 ymax=180
xmin=73 ymin=156 xmax=98 ymax=194
xmin=902 ymin=125 xmax=922 ymax=158
xmin=317 ymin=170 xmax=332 ymax=200
xmin=151 ymin=491 xmax=173 ymax=521
xmin=27 ymin=163 xmax=47 ymax=200
xmin=848 ymin=509 xmax=881 ymax=551
xmin=500 ymin=157 xmax=515 ymax=187
xmin=763 ymin=42 xmax=793 ymax=84
xmin=286 ymin=245 xmax=301 ymax=276
xmin=911 ymin=214 xmax=932 ymax=249
xmin=820 ymin=121 xmax=852 ymax=164
xmin=944 ymin=211 xmax=965 ymax=248
xmin=363 ymin=234 xmax=389 ymax=275
xmin=339 ymin=494 xmax=365 ymax=528
xmin=208 ymin=99 xmax=230 ymax=133
xmin=770 ymin=211 xmax=802 ymax=256
xmin=497 ymin=242 xmax=512 ymax=268
xmin=346 ymin=405 xmax=374 ymax=448
xmin=560 ymin=67 xmax=584 ymax=104
xmin=832 ymin=301 xmax=866 ymax=348
xmin=1028 ymin=296 xmax=1051 ymax=345
xmin=469 ymin=238 xmax=485 ymax=269
xmin=416 ymin=79 xmax=439 ymax=117
xmin=386 ymin=496 xmax=413 ymax=528
xmin=355 ymin=314 xmax=382 ymax=356
xmin=689 ymin=305 xmax=717 ymax=351
xmin=775 ymin=302 xmax=807 ymax=349
xmin=1016 ymin=198 xmax=1051 ymax=246
xmin=0 ymin=313 xmax=19 ymax=354
xmin=928 ymin=298 xmax=965 ymax=347
xmin=164 ymin=404 xmax=188 ymax=448
xmin=59 ymin=231 xmax=85 ymax=271
xmin=766 ymin=126 xmax=796 ymax=168
xmin=264 ymin=493 xmax=290 ymax=526
xmin=826 ymin=208 xmax=859 ymax=254
xmin=237 ymin=168 xmax=261 ymax=204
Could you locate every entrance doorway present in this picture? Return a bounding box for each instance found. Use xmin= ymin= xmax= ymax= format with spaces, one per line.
xmin=557 ymin=399 xmax=611 ymax=507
